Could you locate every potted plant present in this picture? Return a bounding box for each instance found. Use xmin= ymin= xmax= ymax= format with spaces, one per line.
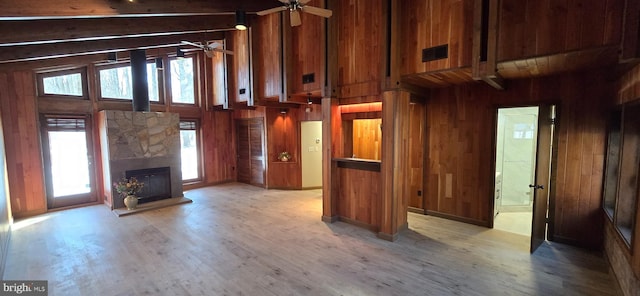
xmin=278 ymin=151 xmax=292 ymax=162
xmin=113 ymin=177 xmax=144 ymax=210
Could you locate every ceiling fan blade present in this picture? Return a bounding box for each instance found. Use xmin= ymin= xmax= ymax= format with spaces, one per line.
xmin=211 ymin=48 xmax=234 ymax=56
xmin=181 ymin=41 xmax=205 ymax=49
xmin=278 ymin=0 xmax=290 ymax=3
xmin=204 ymin=48 xmax=234 ymax=57
xmin=257 ymin=6 xmax=287 ymax=16
xmin=299 ymin=0 xmax=312 ymax=4
xmin=301 ymin=6 xmax=333 ymax=18
xmin=290 ymin=10 xmax=302 ymax=26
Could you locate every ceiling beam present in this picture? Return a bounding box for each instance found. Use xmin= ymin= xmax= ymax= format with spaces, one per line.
xmin=0 ymin=0 xmax=277 ymax=19
xmin=0 ymin=32 xmax=225 ymax=64
xmin=0 ymin=15 xmax=235 ymax=46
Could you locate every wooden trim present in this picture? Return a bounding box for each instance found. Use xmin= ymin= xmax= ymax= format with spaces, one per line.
xmin=321 ymin=215 xmax=338 ymax=223
xmin=335 ymin=158 xmax=381 ymax=172
xmin=338 ymin=216 xmax=379 ymax=233
xmin=425 ymin=210 xmax=490 ymax=227
xmin=408 ymin=206 xmax=424 ymax=214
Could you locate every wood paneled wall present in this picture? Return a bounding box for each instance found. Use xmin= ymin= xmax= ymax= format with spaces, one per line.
xmin=618 ymin=62 xmax=640 ymax=104
xmin=289 ymin=0 xmax=325 ymax=97
xmin=202 ymin=110 xmax=236 ymax=184
xmin=266 ymin=107 xmax=301 ymax=188
xmin=334 ymin=166 xmax=381 ymax=230
xmin=408 ymin=101 xmax=425 ymax=209
xmin=0 ymin=71 xmax=46 ymax=218
xmin=352 ymin=118 xmax=382 ymax=160
xmin=399 ymin=0 xmax=474 ymax=75
xmin=227 ymin=29 xmax=252 ymax=105
xmin=497 ymin=0 xmax=623 ymax=62
xmin=251 ymin=13 xmax=282 ymax=102
xmin=426 ymin=70 xmax=613 ymax=249
xmin=335 ymin=0 xmax=384 ymax=100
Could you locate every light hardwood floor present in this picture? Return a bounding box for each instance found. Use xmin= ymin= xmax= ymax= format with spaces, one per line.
xmin=5 ymin=183 xmax=619 ymax=295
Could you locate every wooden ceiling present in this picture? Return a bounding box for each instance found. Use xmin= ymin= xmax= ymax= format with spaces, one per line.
xmin=0 ymin=0 xmax=278 ymax=66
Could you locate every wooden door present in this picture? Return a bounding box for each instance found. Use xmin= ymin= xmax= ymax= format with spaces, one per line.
xmin=237 ymin=120 xmax=251 ymax=183
xmin=249 ymin=119 xmax=265 ymax=186
xmin=530 ymin=105 xmax=554 ymax=253
xmin=236 ymin=118 xmax=265 ymax=187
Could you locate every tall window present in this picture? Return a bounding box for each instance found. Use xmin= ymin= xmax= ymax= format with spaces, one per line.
xmin=37 ymin=68 xmax=87 ymax=98
xmin=180 ymin=120 xmax=201 ymax=181
xmin=170 ymin=57 xmax=196 ymax=104
xmin=98 ymin=63 xmax=160 ymax=102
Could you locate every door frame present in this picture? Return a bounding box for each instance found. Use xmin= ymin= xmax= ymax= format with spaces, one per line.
xmin=40 ymin=113 xmax=98 ymax=209
xmin=489 ymin=103 xmax=559 ymax=249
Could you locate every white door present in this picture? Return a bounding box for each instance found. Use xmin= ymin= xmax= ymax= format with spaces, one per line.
xmin=301 ymin=121 xmax=322 ymax=188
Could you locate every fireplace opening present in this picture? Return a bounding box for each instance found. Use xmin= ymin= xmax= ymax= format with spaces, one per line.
xmin=125 ymin=167 xmax=171 ymax=204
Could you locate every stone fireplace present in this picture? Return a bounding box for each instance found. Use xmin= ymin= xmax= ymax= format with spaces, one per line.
xmin=99 ymin=110 xmax=183 ymax=210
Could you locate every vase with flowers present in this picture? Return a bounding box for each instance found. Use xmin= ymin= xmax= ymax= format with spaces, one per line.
xmin=278 ymin=151 xmax=292 ymax=162
xmin=113 ymin=177 xmax=144 ymax=210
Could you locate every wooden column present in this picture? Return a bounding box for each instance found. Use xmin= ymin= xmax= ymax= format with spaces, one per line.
xmin=378 ymin=89 xmax=410 ymax=241
xmin=321 ymin=97 xmax=340 ymax=222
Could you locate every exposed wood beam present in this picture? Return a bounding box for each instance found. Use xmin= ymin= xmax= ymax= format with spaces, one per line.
xmin=0 ymin=32 xmax=224 ymax=64
xmin=0 ymin=0 xmax=275 ymax=18
xmin=0 ymin=15 xmax=235 ymax=46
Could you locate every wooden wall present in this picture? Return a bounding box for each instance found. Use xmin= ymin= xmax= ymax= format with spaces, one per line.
xmin=0 ymin=71 xmax=46 ymax=218
xmin=0 ymin=106 xmax=12 ymax=278
xmin=408 ymin=101 xmax=425 ymax=209
xmin=497 ymin=0 xmax=623 ymax=62
xmin=202 ymin=110 xmax=236 ymax=184
xmin=251 ymin=13 xmax=282 ymax=102
xmin=426 ymin=70 xmax=613 ymax=249
xmin=335 ymin=0 xmax=385 ymax=101
xmin=352 ymin=118 xmax=382 ymax=160
xmin=289 ymin=0 xmax=325 ymax=97
xmin=227 ymin=29 xmax=252 ymax=105
xmin=334 ymin=166 xmax=381 ymax=230
xmin=399 ymin=0 xmax=474 ymax=75
xmin=266 ymin=107 xmax=301 ymax=188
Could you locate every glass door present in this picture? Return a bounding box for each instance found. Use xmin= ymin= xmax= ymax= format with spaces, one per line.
xmin=41 ymin=115 xmax=97 ymax=209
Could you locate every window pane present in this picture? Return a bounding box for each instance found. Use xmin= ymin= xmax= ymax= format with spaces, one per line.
xmin=616 ymin=104 xmax=640 ymax=245
xmin=180 ymin=128 xmax=199 ymax=180
xmin=48 ymin=131 xmax=91 ymax=197
xmin=170 ymin=58 xmax=195 ymax=104
xmin=43 ymin=73 xmax=83 ymax=96
xmin=146 ymin=63 xmax=160 ymax=102
xmin=100 ymin=66 xmax=132 ymax=99
xmin=99 ymin=64 xmax=160 ymax=101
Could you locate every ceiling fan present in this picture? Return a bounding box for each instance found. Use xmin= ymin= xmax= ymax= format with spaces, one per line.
xmin=180 ymin=41 xmax=234 ymax=58
xmin=257 ymin=0 xmax=333 ymax=27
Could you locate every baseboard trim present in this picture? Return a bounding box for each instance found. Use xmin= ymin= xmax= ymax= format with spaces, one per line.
xmin=321 ymin=215 xmax=338 ymax=223
xmin=425 ymin=210 xmax=489 ymax=227
xmin=408 ymin=207 xmax=425 ymax=214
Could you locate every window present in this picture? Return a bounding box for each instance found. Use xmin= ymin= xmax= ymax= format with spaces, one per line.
xmin=604 ymin=103 xmax=640 ymax=247
xmin=179 ymin=120 xmax=201 ymax=181
xmin=98 ymin=63 xmax=160 ymax=102
xmin=603 ymin=109 xmax=622 ymax=218
xmin=169 ymin=57 xmax=196 ymax=104
xmin=37 ymin=68 xmax=87 ymax=98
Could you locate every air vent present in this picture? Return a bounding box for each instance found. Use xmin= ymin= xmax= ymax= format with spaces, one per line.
xmin=302 ymin=73 xmax=315 ymax=84
xmin=422 ymin=44 xmax=448 ymax=62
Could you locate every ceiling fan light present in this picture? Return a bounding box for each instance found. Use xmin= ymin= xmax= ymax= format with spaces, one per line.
xmin=235 ymin=11 xmax=247 ymax=30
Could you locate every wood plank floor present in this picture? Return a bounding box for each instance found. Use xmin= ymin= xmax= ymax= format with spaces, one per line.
xmin=4 ymin=183 xmax=619 ymax=295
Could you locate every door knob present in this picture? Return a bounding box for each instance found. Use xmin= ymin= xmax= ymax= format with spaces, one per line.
xmin=529 ymin=184 xmax=544 ymax=190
